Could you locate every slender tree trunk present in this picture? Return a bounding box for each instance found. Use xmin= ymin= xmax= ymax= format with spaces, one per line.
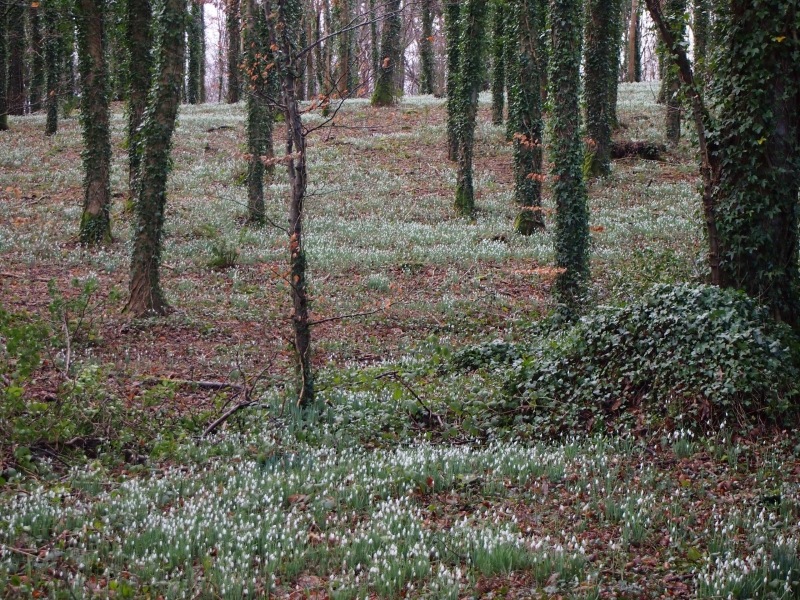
xmin=43 ymin=1 xmax=59 ymax=135
xmin=663 ymin=0 xmax=686 ymax=145
xmin=275 ymin=0 xmax=314 ymax=404
xmin=30 ymin=6 xmax=45 ymax=112
xmin=626 ymin=0 xmax=637 ymax=83
xmin=199 ymin=4 xmax=206 ymax=102
xmin=7 ymin=4 xmax=25 ymax=116
xmin=127 ymin=0 xmax=152 ymax=202
xmin=453 ymin=0 xmax=489 ymax=216
xmin=489 ymin=0 xmax=505 ymax=125
xmin=508 ymin=0 xmax=545 ymax=234
xmin=419 ymin=0 xmax=434 ymax=94
xmin=444 ymin=0 xmax=460 ymax=160
xmin=226 ymin=0 xmax=241 ymax=102
xmin=245 ymin=0 xmax=266 ymax=222
xmin=128 ymin=0 xmax=186 ymax=316
xmin=0 ymin=8 xmax=9 ymax=131
xmin=305 ymin=10 xmax=315 ymax=97
xmin=584 ymin=0 xmax=620 ymax=176
xmin=371 ymin=0 xmax=401 ymax=105
xmin=369 ymin=0 xmax=378 ymax=88
xmin=188 ymin=0 xmax=203 ymax=104
xmin=75 ymin=0 xmax=113 ymax=245
xmin=692 ymin=0 xmax=709 ymax=84
xmin=550 ymin=0 xmax=589 ymax=311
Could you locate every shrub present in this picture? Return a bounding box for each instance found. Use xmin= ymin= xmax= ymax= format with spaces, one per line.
xmin=454 ymin=284 xmax=800 ymax=436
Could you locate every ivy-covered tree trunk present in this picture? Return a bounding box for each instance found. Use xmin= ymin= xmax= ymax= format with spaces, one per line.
xmin=663 ymin=0 xmax=686 ymax=145
xmin=369 ymin=0 xmax=378 ymax=87
xmin=508 ymin=0 xmax=545 ymax=234
xmin=334 ymin=0 xmax=356 ymax=96
xmin=30 ymin=6 xmax=45 ymax=112
xmin=276 ymin=0 xmax=314 ymax=404
xmin=419 ymin=0 xmax=435 ymax=94
xmin=304 ymin=11 xmax=315 ymax=98
xmin=126 ymin=0 xmax=153 ymax=202
xmin=489 ymin=0 xmax=505 ymax=125
xmin=0 ymin=8 xmax=9 ymax=131
xmin=127 ymin=0 xmax=152 ymax=201
xmin=550 ymin=0 xmax=589 ymax=311
xmin=245 ymin=0 xmax=267 ymax=223
xmin=188 ymin=0 xmax=203 ymax=104
xmin=199 ymin=4 xmax=206 ymax=101
xmin=43 ymin=1 xmax=59 ymax=135
xmin=692 ymin=0 xmax=709 ymax=83
xmin=371 ymin=0 xmax=401 ymax=105
xmin=226 ymin=0 xmax=241 ymax=103
xmin=75 ymin=0 xmax=113 ymax=245
xmin=444 ymin=0 xmax=460 ymax=160
xmin=7 ymin=3 xmax=25 ymax=116
xmin=453 ymin=0 xmax=488 ymax=217
xmin=710 ymin=0 xmax=800 ymax=328
xmin=128 ymin=0 xmax=186 ymax=316
xmin=584 ymin=0 xmax=621 ymax=177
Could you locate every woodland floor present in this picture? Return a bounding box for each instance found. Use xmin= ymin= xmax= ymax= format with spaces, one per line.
xmin=2 ymin=84 xmax=798 ymax=599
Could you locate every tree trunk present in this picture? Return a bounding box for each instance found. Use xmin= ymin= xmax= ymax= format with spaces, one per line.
xmin=508 ymin=0 xmax=545 ymax=234
xmin=444 ymin=0 xmax=460 ymax=160
xmin=127 ymin=0 xmax=153 ymax=201
xmin=226 ymin=0 xmax=241 ymax=103
xmin=663 ymin=0 xmax=686 ymax=145
xmin=7 ymin=4 xmax=25 ymax=116
xmin=0 ymin=7 xmax=9 ymax=131
xmin=489 ymin=0 xmax=506 ymax=125
xmin=692 ymin=0 xmax=709 ymax=85
xmin=550 ymin=0 xmax=589 ymax=311
xmin=188 ymin=0 xmax=203 ymax=104
xmin=276 ymin=0 xmax=314 ymax=404
xmin=245 ymin=0 xmax=266 ymax=223
xmin=43 ymin=1 xmax=59 ymax=135
xmin=584 ymin=0 xmax=620 ymax=176
xmin=371 ymin=0 xmax=401 ymax=105
xmin=127 ymin=0 xmax=186 ymax=316
xmin=369 ymin=0 xmax=378 ymax=88
xmin=453 ymin=0 xmax=489 ymax=217
xmin=75 ymin=0 xmax=113 ymax=245
xmin=199 ymin=4 xmax=206 ymax=102
xmin=626 ymin=0 xmax=637 ymax=83
xmin=419 ymin=0 xmax=435 ymax=94
xmin=30 ymin=6 xmax=45 ymax=112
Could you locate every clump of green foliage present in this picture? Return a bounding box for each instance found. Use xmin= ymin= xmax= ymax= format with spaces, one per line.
xmin=453 ymin=283 xmax=800 ymax=436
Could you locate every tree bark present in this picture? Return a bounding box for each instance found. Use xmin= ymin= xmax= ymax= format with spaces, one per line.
xmin=444 ymin=0 xmax=460 ymax=160
xmin=626 ymin=0 xmax=638 ymax=83
xmin=30 ymin=6 xmax=45 ymax=112
xmin=245 ymin=0 xmax=266 ymax=223
xmin=226 ymin=0 xmax=241 ymax=103
xmin=371 ymin=0 xmax=401 ymax=105
xmin=0 ymin=7 xmax=9 ymax=130
xmin=127 ymin=0 xmax=153 ymax=201
xmin=188 ymin=0 xmax=203 ymax=104
xmin=489 ymin=0 xmax=506 ymax=125
xmin=508 ymin=0 xmax=545 ymax=234
xmin=275 ymin=0 xmax=314 ymax=404
xmin=453 ymin=0 xmax=489 ymax=217
xmin=550 ymin=0 xmax=589 ymax=311
xmin=7 ymin=3 xmax=25 ymax=116
xmin=128 ymin=0 xmax=186 ymax=316
xmin=419 ymin=0 xmax=435 ymax=94
xmin=75 ymin=0 xmax=113 ymax=245
xmin=584 ymin=0 xmax=620 ymax=176
xmin=663 ymin=0 xmax=686 ymax=145
xmin=43 ymin=1 xmax=59 ymax=135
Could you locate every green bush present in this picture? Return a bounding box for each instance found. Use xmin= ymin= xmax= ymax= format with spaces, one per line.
xmin=454 ymin=284 xmax=800 ymax=436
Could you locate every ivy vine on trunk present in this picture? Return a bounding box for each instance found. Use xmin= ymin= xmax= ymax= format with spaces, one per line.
xmin=453 ymin=0 xmax=489 ymax=217
xmin=1 ymin=5 xmax=10 ymax=131
xmin=489 ymin=0 xmax=506 ymax=125
xmin=550 ymin=0 xmax=589 ymax=312
xmin=507 ymin=0 xmax=546 ymax=234
xmin=43 ymin=1 xmax=60 ymax=135
xmin=126 ymin=0 xmax=153 ymax=201
xmin=127 ymin=0 xmax=186 ymax=316
xmin=371 ymin=0 xmax=401 ymax=106
xmin=419 ymin=0 xmax=435 ymax=94
xmin=444 ymin=0 xmax=460 ymax=160
xmin=76 ymin=0 xmax=113 ymax=245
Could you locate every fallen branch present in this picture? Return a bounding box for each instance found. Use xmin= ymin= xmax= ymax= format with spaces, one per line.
xmin=611 ymin=140 xmax=666 ymax=161
xmin=143 ymin=377 xmax=244 ymax=391
xmin=201 ymin=401 xmax=270 ymax=437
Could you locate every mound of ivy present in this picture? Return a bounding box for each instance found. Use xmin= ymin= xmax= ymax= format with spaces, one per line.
xmin=454 ymin=284 xmax=800 ymax=436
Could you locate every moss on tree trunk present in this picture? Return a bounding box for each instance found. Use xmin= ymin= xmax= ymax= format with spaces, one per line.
xmin=371 ymin=0 xmax=401 ymax=106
